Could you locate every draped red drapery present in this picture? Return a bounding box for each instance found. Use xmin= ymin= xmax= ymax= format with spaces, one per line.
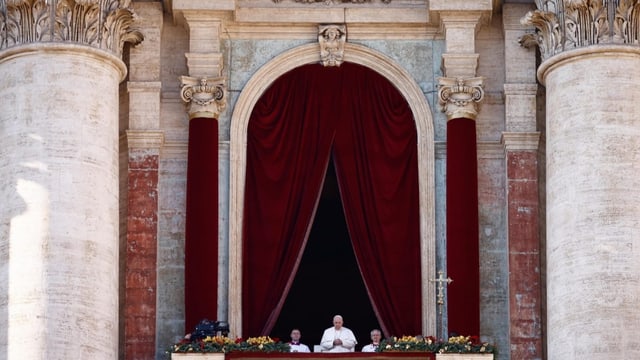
xmin=185 ymin=117 xmax=219 ymax=332
xmin=445 ymin=117 xmax=480 ymax=336
xmin=242 ymin=63 xmax=421 ymax=338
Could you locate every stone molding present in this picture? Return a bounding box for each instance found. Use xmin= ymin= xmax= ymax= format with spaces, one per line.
xmin=437 ymin=76 xmax=485 ymax=120
xmin=180 ymin=76 xmax=227 ymax=119
xmin=318 ymin=24 xmax=346 ymax=66
xmin=501 ymin=132 xmax=540 ymax=152
xmin=503 ymin=83 xmax=537 ymax=96
xmin=125 ymin=130 xmax=165 ymax=150
xmin=520 ymin=0 xmax=640 ymax=61
xmin=0 ymin=0 xmax=143 ymax=56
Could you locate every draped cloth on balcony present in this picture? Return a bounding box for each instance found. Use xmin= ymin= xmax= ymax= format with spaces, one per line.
xmin=242 ymin=62 xmax=422 ymax=337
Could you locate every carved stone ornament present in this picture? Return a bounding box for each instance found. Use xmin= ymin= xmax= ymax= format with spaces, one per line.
xmin=180 ymin=76 xmax=227 ymax=119
xmin=437 ymin=77 xmax=485 ymax=121
xmin=318 ymin=24 xmax=346 ymax=67
xmin=0 ymin=0 xmax=143 ymax=55
xmin=520 ymin=0 xmax=640 ymax=61
xmin=273 ymin=0 xmax=391 ymax=4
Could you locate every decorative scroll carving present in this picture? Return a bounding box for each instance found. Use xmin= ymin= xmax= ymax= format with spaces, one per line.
xmin=520 ymin=0 xmax=640 ymax=61
xmin=180 ymin=76 xmax=227 ymax=119
xmin=437 ymin=77 xmax=485 ymax=121
xmin=273 ymin=0 xmax=391 ymax=4
xmin=0 ymin=0 xmax=143 ymax=56
xmin=318 ymin=24 xmax=346 ymax=67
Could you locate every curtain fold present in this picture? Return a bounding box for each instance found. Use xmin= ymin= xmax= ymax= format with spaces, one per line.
xmin=243 ymin=65 xmax=341 ymax=336
xmin=333 ymin=64 xmax=421 ymax=337
xmin=243 ymin=63 xmax=421 ymax=337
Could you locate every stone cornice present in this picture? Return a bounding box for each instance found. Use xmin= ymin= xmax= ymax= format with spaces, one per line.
xmin=520 ymin=0 xmax=640 ymax=61
xmin=501 ymin=132 xmax=540 ymax=152
xmin=437 ymin=76 xmax=485 ymax=121
xmin=0 ymin=0 xmax=143 ymax=56
xmin=125 ymin=130 xmax=165 ymax=150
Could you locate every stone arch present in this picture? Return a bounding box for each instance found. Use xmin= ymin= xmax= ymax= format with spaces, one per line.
xmin=228 ymin=42 xmax=436 ymax=337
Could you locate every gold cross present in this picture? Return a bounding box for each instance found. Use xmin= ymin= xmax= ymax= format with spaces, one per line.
xmin=429 ymin=270 xmax=453 ymax=314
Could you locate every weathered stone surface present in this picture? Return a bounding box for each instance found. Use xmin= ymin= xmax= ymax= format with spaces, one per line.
xmin=0 ymin=46 xmax=123 ymax=359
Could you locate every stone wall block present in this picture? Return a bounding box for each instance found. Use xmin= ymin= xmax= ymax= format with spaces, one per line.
xmin=506 ymin=151 xmax=537 ymax=180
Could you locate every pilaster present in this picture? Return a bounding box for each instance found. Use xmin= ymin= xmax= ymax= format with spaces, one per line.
xmin=124 ymin=3 xmax=164 ymax=360
xmin=503 ymin=5 xmax=542 ymax=359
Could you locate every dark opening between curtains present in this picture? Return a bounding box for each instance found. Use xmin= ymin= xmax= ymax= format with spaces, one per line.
xmin=270 ymin=160 xmax=380 ymax=349
xmin=242 ymin=62 xmax=422 ymax=339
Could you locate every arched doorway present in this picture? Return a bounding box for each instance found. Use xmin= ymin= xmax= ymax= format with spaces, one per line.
xmin=229 ymin=43 xmax=436 ymax=339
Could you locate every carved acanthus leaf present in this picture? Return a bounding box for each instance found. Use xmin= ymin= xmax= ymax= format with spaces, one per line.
xmin=519 ymin=9 xmax=563 ymax=61
xmin=0 ymin=0 xmax=143 ymax=56
xmin=521 ymin=0 xmax=640 ymax=60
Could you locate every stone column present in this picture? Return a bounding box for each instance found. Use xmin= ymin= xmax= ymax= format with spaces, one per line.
xmin=502 ymin=4 xmax=543 ymax=360
xmin=433 ymin=3 xmax=489 ymax=337
xmin=0 ymin=1 xmax=142 ymax=359
xmin=179 ymin=9 xmax=228 ymax=332
xmin=438 ymin=76 xmax=484 ymax=338
xmin=522 ymin=1 xmax=640 ymax=358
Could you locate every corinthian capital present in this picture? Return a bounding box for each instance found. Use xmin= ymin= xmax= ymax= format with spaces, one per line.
xmin=438 ymin=77 xmax=485 ymax=121
xmin=180 ymin=76 xmax=227 ymax=119
xmin=520 ymin=0 xmax=640 ymax=61
xmin=0 ymin=0 xmax=143 ymax=55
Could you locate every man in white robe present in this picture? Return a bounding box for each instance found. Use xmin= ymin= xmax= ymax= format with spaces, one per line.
xmin=361 ymin=329 xmax=382 ymax=352
xmin=289 ymin=328 xmax=311 ymax=353
xmin=320 ymin=315 xmax=357 ymax=352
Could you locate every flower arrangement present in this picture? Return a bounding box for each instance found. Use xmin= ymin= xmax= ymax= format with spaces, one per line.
xmin=379 ymin=335 xmax=495 ymax=354
xmin=380 ymin=335 xmax=441 ymax=352
xmin=169 ymin=336 xmax=291 ymax=354
xmin=228 ymin=336 xmax=291 ymax=353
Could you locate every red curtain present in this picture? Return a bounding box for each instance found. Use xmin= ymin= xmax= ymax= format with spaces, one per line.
xmin=243 ymin=63 xmax=421 ymax=337
xmin=446 ymin=118 xmax=480 ymax=336
xmin=185 ymin=117 xmax=219 ymax=332
xmin=332 ymin=65 xmax=421 ymax=337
